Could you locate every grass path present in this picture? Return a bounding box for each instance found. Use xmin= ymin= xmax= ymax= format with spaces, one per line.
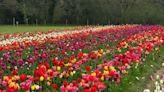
xmin=145 ymin=67 xmax=164 ymax=91
xmin=0 ymin=25 xmax=75 ymax=34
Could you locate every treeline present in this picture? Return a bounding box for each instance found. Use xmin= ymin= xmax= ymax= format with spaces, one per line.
xmin=0 ymin=0 xmax=164 ymax=25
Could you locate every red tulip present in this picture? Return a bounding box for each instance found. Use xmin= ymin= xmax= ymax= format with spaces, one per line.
xmin=90 ymin=86 xmax=97 ymax=92
xmin=0 ymin=71 xmax=2 ymax=75
xmin=84 ymin=89 xmax=90 ymax=92
xmin=63 ymin=81 xmax=68 ymax=87
xmin=89 ymin=75 xmax=95 ymax=82
xmin=70 ymin=56 xmax=75 ymax=60
xmin=44 ymin=62 xmax=50 ymax=69
xmin=77 ymin=78 xmax=82 ymax=83
xmin=52 ymin=83 xmax=57 ymax=90
xmin=39 ymin=65 xmax=47 ymax=72
xmin=72 ymin=80 xmax=78 ymax=87
xmin=110 ymin=70 xmax=116 ymax=76
xmin=20 ymin=74 xmax=26 ymax=81
xmin=23 ymin=86 xmax=30 ymax=91
xmin=85 ymin=66 xmax=91 ymax=71
xmin=12 ymin=70 xmax=18 ymax=75
xmin=6 ymin=87 xmax=15 ymax=92
xmin=33 ymin=70 xmax=39 ymax=76
xmin=77 ymin=52 xmax=83 ymax=59
xmin=34 ymin=77 xmax=39 ymax=82
xmin=91 ymin=53 xmax=97 ymax=59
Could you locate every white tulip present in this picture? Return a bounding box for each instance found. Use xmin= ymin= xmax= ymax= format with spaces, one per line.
xmin=160 ymin=80 xmax=163 ymax=84
xmin=156 ymin=75 xmax=160 ymax=79
xmin=155 ymin=81 xmax=159 ymax=86
xmin=143 ymin=89 xmax=150 ymax=92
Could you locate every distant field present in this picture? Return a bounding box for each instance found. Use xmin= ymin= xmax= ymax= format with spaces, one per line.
xmin=0 ymin=25 xmax=75 ymax=34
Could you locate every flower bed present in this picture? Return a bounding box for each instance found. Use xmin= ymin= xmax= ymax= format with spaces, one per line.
xmin=0 ymin=25 xmax=163 ymax=92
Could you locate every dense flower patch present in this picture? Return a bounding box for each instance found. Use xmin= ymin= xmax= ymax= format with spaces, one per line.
xmin=0 ymin=25 xmax=163 ymax=92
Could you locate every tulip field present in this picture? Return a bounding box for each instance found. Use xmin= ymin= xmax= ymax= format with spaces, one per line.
xmin=0 ymin=25 xmax=164 ymax=92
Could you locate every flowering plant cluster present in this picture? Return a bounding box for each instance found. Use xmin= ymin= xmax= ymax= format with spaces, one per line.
xmin=0 ymin=25 xmax=163 ymax=92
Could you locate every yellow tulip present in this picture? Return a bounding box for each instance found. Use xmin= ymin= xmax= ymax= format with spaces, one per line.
xmin=100 ymin=49 xmax=104 ymax=54
xmin=31 ymin=85 xmax=36 ymax=91
xmin=100 ymin=76 xmax=104 ymax=81
xmin=40 ymin=76 xmax=44 ymax=81
xmin=71 ymin=58 xmax=77 ymax=63
xmin=9 ymin=82 xmax=15 ymax=88
xmin=70 ymin=72 xmax=74 ymax=76
xmin=12 ymin=77 xmax=16 ymax=81
xmin=104 ymin=71 xmax=109 ymax=75
xmin=109 ymin=66 xmax=115 ymax=70
xmin=57 ymin=66 xmax=61 ymax=71
xmin=104 ymin=66 xmax=108 ymax=70
xmin=48 ymin=69 xmax=52 ymax=73
xmin=65 ymin=63 xmax=69 ymax=67
xmin=65 ymin=63 xmax=72 ymax=67
xmin=91 ymin=72 xmax=96 ymax=77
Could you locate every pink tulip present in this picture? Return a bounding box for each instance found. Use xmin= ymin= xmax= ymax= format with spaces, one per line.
xmin=98 ymin=84 xmax=106 ymax=91
xmin=2 ymin=81 xmax=7 ymax=86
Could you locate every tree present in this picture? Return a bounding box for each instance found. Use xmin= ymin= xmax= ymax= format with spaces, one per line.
xmin=18 ymin=0 xmax=52 ymax=24
xmin=1 ymin=0 xmax=164 ymax=25
xmin=0 ymin=0 xmax=18 ymax=24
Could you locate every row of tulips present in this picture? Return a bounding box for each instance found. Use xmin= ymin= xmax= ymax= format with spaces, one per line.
xmin=0 ymin=26 xmax=94 ymax=41
xmin=0 ymin=25 xmax=164 ymax=92
xmin=0 ymin=25 xmax=144 ymax=51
